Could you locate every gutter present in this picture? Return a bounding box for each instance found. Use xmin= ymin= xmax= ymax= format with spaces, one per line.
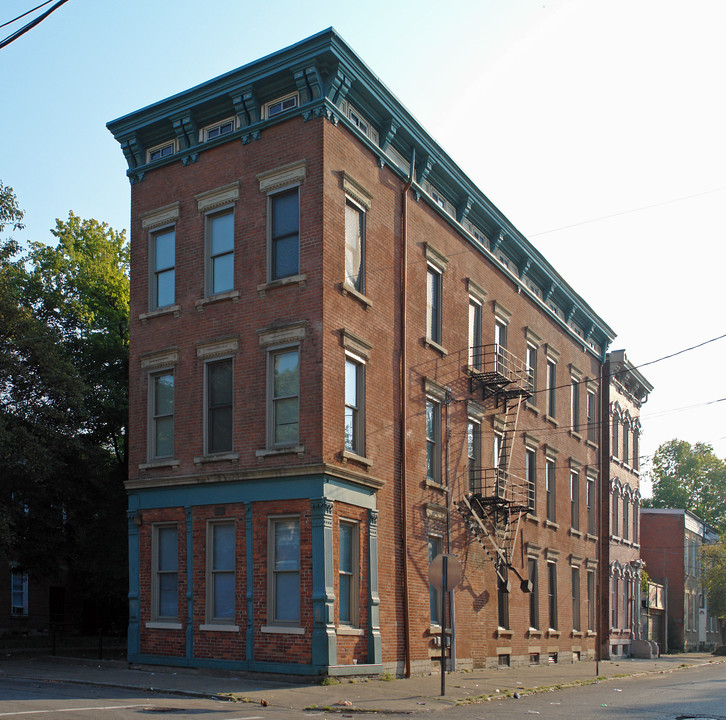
xmin=400 ymin=149 xmax=415 ymax=677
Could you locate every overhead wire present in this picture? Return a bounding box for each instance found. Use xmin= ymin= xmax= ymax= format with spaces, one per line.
xmin=0 ymin=0 xmax=55 ymax=29
xmin=0 ymin=0 xmax=70 ymax=51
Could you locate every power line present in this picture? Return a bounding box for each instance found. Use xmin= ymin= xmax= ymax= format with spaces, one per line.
xmin=0 ymin=0 xmax=70 ymax=51
xmin=528 ymin=187 xmax=724 ymax=238
xmin=0 ymin=0 xmax=55 ymax=29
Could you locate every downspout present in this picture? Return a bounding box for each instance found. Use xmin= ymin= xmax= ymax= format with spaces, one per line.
xmin=596 ymin=354 xmax=609 ymax=673
xmin=400 ymin=149 xmax=415 ymax=678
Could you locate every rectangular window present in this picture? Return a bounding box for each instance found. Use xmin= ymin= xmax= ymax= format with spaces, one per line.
xmin=587 ymin=570 xmax=596 ymax=631
xmin=587 ymin=476 xmax=596 ymax=535
xmin=468 ymin=299 xmax=482 ymax=368
xmin=546 ymin=458 xmax=556 ymax=522
xmin=494 ymin=320 xmax=508 ymax=374
xmin=586 ymin=390 xmax=597 ymax=443
xmin=151 ymin=227 xmax=175 ymax=308
xmin=612 ymin=419 xmax=619 ymax=458
xmin=344 ymin=357 xmax=365 ymax=455
xmin=612 ymin=493 xmax=619 ymax=536
xmin=623 ymin=500 xmax=630 ymax=540
xmin=206 ymin=359 xmax=233 ymax=455
xmin=207 ymin=522 xmax=235 ymax=623
xmin=339 ymin=521 xmax=359 ymax=625
xmin=203 ymin=118 xmax=235 ymax=141
xmin=548 ymin=562 xmax=558 ymax=630
xmin=498 ymin=580 xmax=510 ymax=629
xmin=10 ymin=571 xmax=28 ymax=616
xmin=428 ymin=536 xmax=443 ymax=625
xmin=426 ymin=399 xmax=441 ymax=484
xmin=207 ymin=209 xmax=234 ymax=295
xmin=611 ymin=576 xmax=618 ymax=628
xmin=344 ymin=200 xmax=365 ymax=293
xmin=571 ymin=379 xmax=580 ymax=432
xmin=147 ymin=141 xmax=175 ymax=163
xmin=526 ymin=345 xmax=537 ymax=396
xmin=526 ymin=448 xmax=537 ymax=513
xmin=572 ymin=567 xmax=581 ymax=631
xmin=633 ymin=503 xmax=639 ymax=543
xmin=624 ymin=577 xmax=631 ymax=629
xmin=623 ymin=426 xmax=630 ymax=465
xmin=570 ymin=470 xmax=580 ymax=530
xmin=153 ymin=525 xmax=178 ymax=621
xmin=426 ymin=266 xmax=442 ymax=344
xmin=151 ymin=372 xmax=174 ymax=459
xmin=270 ymin=348 xmax=299 ymax=446
xmin=546 ymin=360 xmax=557 ymax=417
xmin=467 ymin=420 xmax=481 ymax=493
xmin=265 ymin=92 xmax=298 ymax=118
xmin=269 ymin=517 xmax=300 ymax=625
xmin=270 ymin=188 xmax=300 ymax=280
xmin=528 ymin=558 xmax=539 ymax=629
xmin=633 ymin=431 xmax=640 ymax=470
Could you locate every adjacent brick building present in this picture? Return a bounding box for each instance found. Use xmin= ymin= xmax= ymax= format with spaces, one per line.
xmin=108 ymin=29 xmax=620 ymax=675
xmin=640 ymin=509 xmax=722 ymax=651
xmin=599 ymin=350 xmax=652 ymax=658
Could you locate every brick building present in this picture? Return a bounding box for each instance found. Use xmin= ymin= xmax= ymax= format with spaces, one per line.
xmin=599 ymin=350 xmax=652 ymax=658
xmin=107 ymin=29 xmax=618 ymax=675
xmin=640 ymin=509 xmax=722 ymax=651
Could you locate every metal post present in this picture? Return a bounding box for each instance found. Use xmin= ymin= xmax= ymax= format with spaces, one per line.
xmin=440 ymin=555 xmax=448 ymax=696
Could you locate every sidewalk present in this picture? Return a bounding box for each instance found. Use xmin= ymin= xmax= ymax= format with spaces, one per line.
xmin=0 ymin=652 xmax=722 ymax=714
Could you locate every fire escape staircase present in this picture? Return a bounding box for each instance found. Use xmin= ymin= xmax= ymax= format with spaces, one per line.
xmin=455 ymin=344 xmax=533 ymax=589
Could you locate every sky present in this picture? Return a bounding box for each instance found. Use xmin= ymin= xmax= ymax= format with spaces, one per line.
xmin=2 ymin=0 xmax=725 ymax=490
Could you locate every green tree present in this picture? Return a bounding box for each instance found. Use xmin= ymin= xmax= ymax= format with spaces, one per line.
xmin=702 ymin=538 xmax=726 ymax=625
xmin=645 ymin=439 xmax=726 ymax=534
xmin=0 ymin=183 xmax=129 ymax=626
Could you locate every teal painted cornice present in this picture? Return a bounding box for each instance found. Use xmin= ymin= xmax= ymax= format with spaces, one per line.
xmin=107 ymin=26 xmax=616 ymax=356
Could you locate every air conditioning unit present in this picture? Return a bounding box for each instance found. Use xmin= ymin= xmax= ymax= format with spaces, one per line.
xmin=431 ymin=636 xmax=441 ymax=647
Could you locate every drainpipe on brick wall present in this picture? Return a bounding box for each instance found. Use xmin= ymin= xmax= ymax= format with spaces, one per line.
xmin=400 ymin=149 xmax=415 ymax=678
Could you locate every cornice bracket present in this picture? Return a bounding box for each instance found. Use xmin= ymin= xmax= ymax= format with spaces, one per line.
xmin=172 ymin=114 xmax=197 ymax=150
xmin=379 ymin=118 xmax=399 ymax=152
xmin=294 ymin=63 xmax=323 ymax=103
xmin=417 ymin=155 xmax=435 ymax=186
xmin=326 ymin=66 xmax=352 ymax=106
xmin=457 ymin=195 xmax=473 ymax=224
xmin=231 ymin=86 xmax=260 ymax=128
xmin=120 ymin=134 xmax=144 ymax=170
xmin=490 ymin=229 xmax=504 ymax=255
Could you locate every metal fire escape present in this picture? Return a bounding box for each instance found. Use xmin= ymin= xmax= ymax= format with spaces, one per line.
xmin=455 ymin=344 xmax=533 ymax=590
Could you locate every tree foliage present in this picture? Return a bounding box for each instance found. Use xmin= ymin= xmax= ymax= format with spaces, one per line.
xmin=645 ymin=439 xmax=726 ymax=534
xmin=0 ymin=182 xmax=129 ymax=625
xmin=702 ymin=538 xmax=726 ymax=623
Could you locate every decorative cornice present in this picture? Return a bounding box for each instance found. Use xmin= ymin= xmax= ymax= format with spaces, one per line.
xmin=257 ymin=320 xmax=306 ymax=347
xmin=140 ymin=348 xmax=179 ymax=370
xmin=340 ymin=328 xmax=372 ymax=359
xmin=257 ymin=159 xmax=307 ymax=194
xmin=196 ymin=182 xmax=240 ymax=213
xmin=341 ymin=172 xmax=372 ymax=210
xmin=424 ymin=242 xmax=448 ymax=271
xmin=196 ymin=337 xmax=239 ymax=359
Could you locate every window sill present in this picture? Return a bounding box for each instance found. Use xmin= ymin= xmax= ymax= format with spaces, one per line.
xmin=496 ymin=628 xmax=513 ymax=638
xmin=569 ymin=528 xmax=583 ymax=538
xmin=146 ymin=621 xmax=182 ymax=630
xmin=336 ymin=626 xmax=364 ymax=636
xmin=527 ymin=629 xmax=542 ymax=638
xmin=200 ymin=623 xmax=239 ymax=632
xmin=257 ymin=274 xmax=307 ymax=296
xmin=544 ymin=414 xmax=558 ymax=427
xmin=423 ymin=337 xmax=448 ymax=356
xmin=195 ymin=289 xmax=240 ymax=310
xmin=341 ymin=282 xmax=372 ymax=310
xmin=586 ymin=630 xmax=597 ymax=637
xmin=546 ymin=629 xmax=561 ymax=638
xmin=585 ymin=439 xmax=598 ymax=450
xmin=139 ymin=458 xmax=180 ymax=470
xmin=194 ymin=452 xmax=239 ymax=465
xmin=571 ymin=630 xmax=583 ymax=638
xmin=570 ymin=430 xmax=582 ymax=441
xmin=526 ymin=402 xmax=540 ymax=416
xmin=425 ymin=479 xmax=447 ymax=493
xmin=139 ymin=305 xmax=181 ymax=323
xmin=544 ymin=520 xmax=559 ymax=530
xmin=527 ymin=514 xmax=541 ymax=525
xmin=261 ymin=625 xmax=305 ymax=635
xmin=256 ymin=445 xmax=305 ymax=458
xmin=341 ymin=450 xmax=373 ymax=467
xmin=585 ymin=533 xmax=598 ymax=542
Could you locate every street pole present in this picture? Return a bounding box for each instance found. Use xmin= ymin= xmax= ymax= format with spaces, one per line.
xmin=441 ymin=555 xmax=448 ymax=696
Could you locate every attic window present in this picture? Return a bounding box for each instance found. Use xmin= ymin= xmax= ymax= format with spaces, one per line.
xmin=431 ymin=188 xmax=447 ymax=210
xmin=265 ymin=93 xmax=298 ymax=119
xmin=203 ymin=118 xmax=236 ymax=142
xmin=147 ymin=141 xmax=176 ymax=163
